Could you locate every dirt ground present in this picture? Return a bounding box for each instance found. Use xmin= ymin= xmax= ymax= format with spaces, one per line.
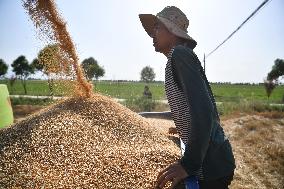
xmin=11 ymin=105 xmax=284 ymax=189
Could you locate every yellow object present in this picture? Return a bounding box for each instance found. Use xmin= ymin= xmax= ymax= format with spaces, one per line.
xmin=0 ymin=84 xmax=14 ymax=128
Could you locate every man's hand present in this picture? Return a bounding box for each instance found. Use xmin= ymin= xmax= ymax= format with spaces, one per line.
xmin=156 ymin=161 xmax=188 ymax=189
xmin=168 ymin=127 xmax=177 ymax=135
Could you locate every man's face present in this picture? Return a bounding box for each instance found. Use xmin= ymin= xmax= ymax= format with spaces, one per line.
xmin=152 ymin=21 xmax=175 ymax=54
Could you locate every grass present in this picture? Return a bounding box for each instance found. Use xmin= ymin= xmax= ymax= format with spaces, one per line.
xmin=217 ymin=100 xmax=284 ymax=116
xmin=0 ymin=80 xmax=284 ymax=103
xmin=1 ymin=80 xmax=284 ymax=103
xmin=122 ymin=97 xmax=170 ymax=112
xmin=0 ymin=80 xmax=166 ymax=99
xmin=94 ymin=81 xmax=165 ymax=100
xmin=212 ymin=84 xmax=284 ymax=103
xmin=2 ymin=80 xmax=284 ymax=115
xmin=10 ymin=97 xmax=55 ymax=106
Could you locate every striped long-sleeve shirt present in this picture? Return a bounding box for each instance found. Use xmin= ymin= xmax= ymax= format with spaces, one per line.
xmin=164 ymin=45 xmax=235 ymax=180
xmin=165 ymin=47 xmax=204 ymax=179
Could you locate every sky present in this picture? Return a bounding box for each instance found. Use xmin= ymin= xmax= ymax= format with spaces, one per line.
xmin=0 ymin=0 xmax=283 ymax=83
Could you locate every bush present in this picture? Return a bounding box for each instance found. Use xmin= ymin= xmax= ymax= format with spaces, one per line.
xmin=217 ymin=100 xmax=284 ymax=116
xmin=123 ymin=97 xmax=156 ymax=112
xmin=10 ymin=97 xmax=55 ymax=106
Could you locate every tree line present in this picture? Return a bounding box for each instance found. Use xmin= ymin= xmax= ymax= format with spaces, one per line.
xmin=1 ymin=53 xmax=283 ymax=99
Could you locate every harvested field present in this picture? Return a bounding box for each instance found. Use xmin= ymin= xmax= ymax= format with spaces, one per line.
xmin=224 ymin=114 xmax=284 ymax=189
xmin=0 ymin=94 xmax=180 ymax=188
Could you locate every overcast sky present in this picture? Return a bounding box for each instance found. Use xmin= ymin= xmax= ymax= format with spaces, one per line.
xmin=0 ymin=0 xmax=283 ymax=83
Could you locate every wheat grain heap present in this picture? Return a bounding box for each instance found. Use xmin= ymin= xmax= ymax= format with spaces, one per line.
xmin=0 ymin=94 xmax=180 ymax=188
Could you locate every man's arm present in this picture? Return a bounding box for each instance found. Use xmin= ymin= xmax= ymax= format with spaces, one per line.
xmin=171 ymin=46 xmax=214 ymax=176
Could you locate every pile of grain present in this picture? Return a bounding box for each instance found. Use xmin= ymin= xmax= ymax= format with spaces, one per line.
xmin=0 ymin=94 xmax=180 ymax=188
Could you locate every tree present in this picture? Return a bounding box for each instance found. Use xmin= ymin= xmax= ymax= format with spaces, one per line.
xmin=11 ymin=55 xmax=34 ymax=94
xmin=81 ymin=57 xmax=105 ymax=80
xmin=81 ymin=57 xmax=97 ymax=81
xmin=37 ymin=44 xmax=64 ymax=96
xmin=140 ymin=66 xmax=155 ymax=83
xmin=9 ymin=75 xmax=17 ymax=94
xmin=94 ymin=65 xmax=105 ymax=80
xmin=264 ymin=80 xmax=276 ymax=99
xmin=264 ymin=59 xmax=284 ymax=100
xmin=31 ymin=58 xmax=43 ymax=71
xmin=267 ymin=59 xmax=284 ymax=81
xmin=0 ymin=59 xmax=8 ymax=78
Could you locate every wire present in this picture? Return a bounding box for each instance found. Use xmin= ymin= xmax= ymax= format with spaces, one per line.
xmin=205 ymin=0 xmax=272 ymax=59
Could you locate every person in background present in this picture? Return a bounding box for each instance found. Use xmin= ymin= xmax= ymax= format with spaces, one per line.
xmin=143 ymin=85 xmax=153 ymax=99
xmin=139 ymin=6 xmax=235 ymax=189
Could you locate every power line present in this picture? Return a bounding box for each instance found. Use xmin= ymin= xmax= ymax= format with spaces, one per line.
xmin=205 ymin=0 xmax=272 ymax=59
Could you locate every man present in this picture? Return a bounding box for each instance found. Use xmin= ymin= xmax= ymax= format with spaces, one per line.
xmin=139 ymin=6 xmax=235 ymax=189
xmin=143 ymin=85 xmax=152 ymax=99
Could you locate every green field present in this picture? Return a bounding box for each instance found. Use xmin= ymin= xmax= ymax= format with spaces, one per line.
xmin=1 ymin=80 xmax=284 ymax=103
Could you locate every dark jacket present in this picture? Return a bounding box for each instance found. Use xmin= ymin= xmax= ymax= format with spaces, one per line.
xmin=170 ymin=45 xmax=235 ymax=181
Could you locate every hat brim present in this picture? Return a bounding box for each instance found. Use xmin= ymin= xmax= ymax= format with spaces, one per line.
xmin=139 ymin=14 xmax=197 ymax=49
xmin=139 ymin=14 xmax=157 ymax=38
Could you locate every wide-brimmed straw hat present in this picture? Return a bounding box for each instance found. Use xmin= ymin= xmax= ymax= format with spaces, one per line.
xmin=139 ymin=6 xmax=197 ymax=49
